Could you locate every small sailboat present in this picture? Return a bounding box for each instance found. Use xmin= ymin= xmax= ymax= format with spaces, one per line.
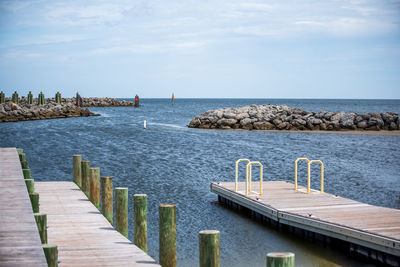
xmin=172 ymin=93 xmax=175 ymax=105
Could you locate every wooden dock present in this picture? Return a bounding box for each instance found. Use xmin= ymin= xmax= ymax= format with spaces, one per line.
xmin=0 ymin=148 xmax=47 ymax=267
xmin=35 ymin=181 xmax=161 ymax=267
xmin=211 ymin=181 xmax=400 ymax=263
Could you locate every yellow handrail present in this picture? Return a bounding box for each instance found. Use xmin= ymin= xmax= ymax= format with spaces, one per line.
xmin=246 ymin=161 xmax=263 ymax=196
xmin=307 ymin=160 xmax=324 ymax=193
xmin=294 ymin=158 xmax=310 ymax=190
xmin=235 ymin=159 xmax=250 ymax=192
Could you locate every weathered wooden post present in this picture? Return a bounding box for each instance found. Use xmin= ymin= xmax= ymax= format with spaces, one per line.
xmin=57 ymin=92 xmax=62 ymax=103
xmin=19 ymin=152 xmax=26 ymax=162
xmin=23 ymin=168 xmax=31 ymax=179
xmin=266 ymin=252 xmax=295 ymax=267
xmin=0 ymin=91 xmax=5 ymax=104
xmin=199 ymin=230 xmax=220 ymax=267
xmin=72 ymin=155 xmax=82 ymax=187
xmin=29 ymin=192 xmax=39 ymax=213
xmin=42 ymin=244 xmax=58 ymax=267
xmin=90 ymin=167 xmax=100 ymax=209
xmin=81 ymin=160 xmax=91 ymax=198
xmin=21 ymin=160 xmax=28 ymax=169
xmin=12 ymin=91 xmax=19 ymax=104
xmin=101 ymin=176 xmax=113 ymax=225
xmin=134 ymin=194 xmax=147 ymax=252
xmin=28 ymin=91 xmax=33 ymax=104
xmin=34 ymin=213 xmax=47 ymax=244
xmin=25 ymin=179 xmax=35 ymax=193
xmin=115 ymin=187 xmax=128 ymax=238
xmin=159 ymin=204 xmax=176 ymax=267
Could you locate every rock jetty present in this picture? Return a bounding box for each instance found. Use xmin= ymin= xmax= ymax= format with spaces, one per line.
xmin=0 ymin=96 xmax=136 ymax=122
xmin=77 ymin=97 xmax=134 ymax=107
xmin=0 ymin=100 xmax=98 ymax=123
xmin=188 ymin=104 xmax=400 ymax=131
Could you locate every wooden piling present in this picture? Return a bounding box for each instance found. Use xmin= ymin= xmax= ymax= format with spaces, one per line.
xmin=34 ymin=213 xmax=47 ymax=244
xmin=23 ymin=168 xmax=31 ymax=179
xmin=159 ymin=204 xmax=176 ymax=267
xmin=42 ymin=244 xmax=58 ymax=267
xmin=101 ymin=176 xmax=113 ymax=225
xmin=266 ymin=252 xmax=295 ymax=267
xmin=0 ymin=91 xmax=4 ymax=104
xmin=25 ymin=179 xmax=35 ymax=193
xmin=199 ymin=230 xmax=220 ymax=267
xmin=134 ymin=194 xmax=147 ymax=253
xmin=115 ymin=187 xmax=128 ymax=238
xmin=29 ymin=192 xmax=39 ymax=213
xmin=72 ymin=155 xmax=82 ymax=187
xmin=90 ymin=167 xmax=100 ymax=209
xmin=81 ymin=160 xmax=90 ymax=198
xmin=19 ymin=152 xmax=26 ymax=162
xmin=21 ymin=160 xmax=28 ymax=169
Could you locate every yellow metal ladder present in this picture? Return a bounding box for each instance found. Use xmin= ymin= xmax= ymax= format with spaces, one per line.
xmin=294 ymin=157 xmax=324 ymax=194
xmin=235 ymin=159 xmax=263 ymax=196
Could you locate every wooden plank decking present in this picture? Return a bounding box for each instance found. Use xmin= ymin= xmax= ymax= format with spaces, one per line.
xmin=35 ymin=181 xmax=161 ymax=267
xmin=0 ymin=148 xmax=47 ymax=267
xmin=211 ymin=181 xmax=400 ymax=258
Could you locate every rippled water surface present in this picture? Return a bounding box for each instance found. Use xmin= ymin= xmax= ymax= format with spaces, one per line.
xmin=1 ymin=98 xmax=400 ymax=267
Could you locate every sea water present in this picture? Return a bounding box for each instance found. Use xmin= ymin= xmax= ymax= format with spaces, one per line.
xmin=1 ymin=98 xmax=399 ymax=266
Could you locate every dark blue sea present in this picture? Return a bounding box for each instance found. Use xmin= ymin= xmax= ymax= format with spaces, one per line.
xmin=1 ymin=98 xmax=400 ymax=267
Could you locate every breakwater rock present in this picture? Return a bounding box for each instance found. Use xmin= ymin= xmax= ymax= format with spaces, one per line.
xmin=0 ymin=100 xmax=99 ymax=123
xmin=188 ymin=104 xmax=400 ymax=131
xmin=76 ymin=97 xmax=134 ymax=107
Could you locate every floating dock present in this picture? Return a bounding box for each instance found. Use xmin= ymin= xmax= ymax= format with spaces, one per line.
xmin=0 ymin=148 xmax=47 ymax=266
xmin=211 ymin=181 xmax=400 ymax=265
xmin=35 ymin=181 xmax=160 ymax=267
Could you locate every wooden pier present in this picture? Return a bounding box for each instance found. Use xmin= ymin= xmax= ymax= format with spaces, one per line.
xmin=35 ymin=181 xmax=160 ymax=267
xmin=0 ymin=148 xmax=47 ymax=266
xmin=211 ymin=181 xmax=400 ymax=264
xmin=0 ymin=148 xmax=161 ymax=267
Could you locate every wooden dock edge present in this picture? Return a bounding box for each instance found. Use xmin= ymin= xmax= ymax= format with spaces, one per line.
xmin=210 ymin=182 xmax=400 ymax=258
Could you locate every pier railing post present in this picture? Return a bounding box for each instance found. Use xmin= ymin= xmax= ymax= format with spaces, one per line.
xmin=90 ymin=168 xmax=100 ymax=209
xmin=42 ymin=244 xmax=58 ymax=267
xmin=199 ymin=230 xmax=220 ymax=267
xmin=29 ymin=192 xmax=39 ymax=213
xmin=22 ymin=169 xmax=31 ymax=179
xmin=159 ymin=204 xmax=176 ymax=267
xmin=34 ymin=213 xmax=47 ymax=244
xmin=81 ymin=160 xmax=91 ymax=197
xmin=266 ymin=252 xmax=294 ymax=267
xmin=25 ymin=179 xmax=35 ymax=193
xmin=134 ymin=194 xmax=147 ymax=253
xmin=115 ymin=187 xmax=128 ymax=238
xmin=73 ymin=155 xmax=82 ymax=187
xmin=101 ymin=176 xmax=113 ymax=225
xmin=21 ymin=160 xmax=28 ymax=169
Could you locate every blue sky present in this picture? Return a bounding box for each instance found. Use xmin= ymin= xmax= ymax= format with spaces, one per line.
xmin=0 ymin=0 xmax=399 ymax=98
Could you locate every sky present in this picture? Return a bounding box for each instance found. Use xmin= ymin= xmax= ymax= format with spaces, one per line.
xmin=0 ymin=0 xmax=399 ymax=99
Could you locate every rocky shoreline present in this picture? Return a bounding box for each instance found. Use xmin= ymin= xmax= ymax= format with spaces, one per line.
xmin=0 ymin=97 xmax=134 ymax=123
xmin=188 ymin=104 xmax=400 ymax=131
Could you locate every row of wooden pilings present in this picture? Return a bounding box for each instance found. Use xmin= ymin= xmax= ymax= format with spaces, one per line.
xmin=18 ymin=148 xmax=58 ymax=267
xmin=0 ymin=91 xmax=63 ymax=104
xmin=73 ymin=154 xmax=295 ymax=267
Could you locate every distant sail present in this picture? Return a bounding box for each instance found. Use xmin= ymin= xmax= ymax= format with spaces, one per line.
xmin=172 ymin=93 xmax=175 ymax=105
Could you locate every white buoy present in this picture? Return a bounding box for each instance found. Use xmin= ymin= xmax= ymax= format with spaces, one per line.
xmin=144 ymin=120 xmax=147 ymax=129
